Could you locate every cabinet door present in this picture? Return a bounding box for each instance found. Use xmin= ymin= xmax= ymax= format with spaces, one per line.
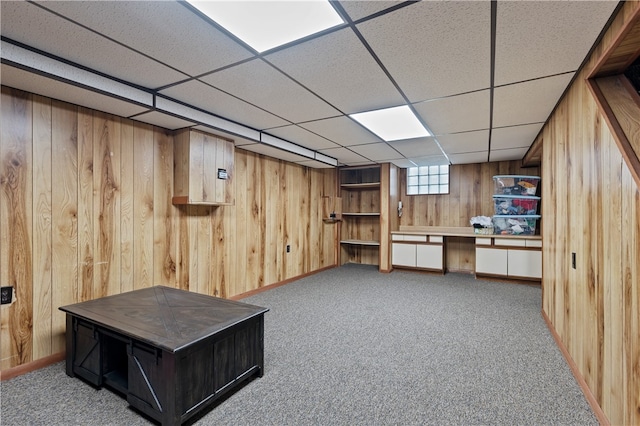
xmin=475 ymin=247 xmax=508 ymax=275
xmin=508 ymin=249 xmax=542 ymax=278
xmin=392 ymin=243 xmax=416 ymax=267
xmin=416 ymin=244 xmax=443 ymax=270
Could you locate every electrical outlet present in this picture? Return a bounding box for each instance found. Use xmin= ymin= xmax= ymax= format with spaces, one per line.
xmin=286 ymin=245 xmax=290 ymax=253
xmin=1 ymin=287 xmax=13 ymax=305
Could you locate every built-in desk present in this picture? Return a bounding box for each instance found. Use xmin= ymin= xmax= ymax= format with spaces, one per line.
xmin=391 ymin=226 xmax=542 ymax=281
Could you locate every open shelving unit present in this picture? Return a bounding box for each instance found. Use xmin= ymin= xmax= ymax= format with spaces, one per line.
xmin=339 ymin=166 xmax=381 ymax=266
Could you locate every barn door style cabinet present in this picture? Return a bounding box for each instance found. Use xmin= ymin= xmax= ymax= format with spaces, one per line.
xmin=172 ymin=129 xmax=234 ymax=205
xmin=339 ymin=166 xmax=382 ymax=267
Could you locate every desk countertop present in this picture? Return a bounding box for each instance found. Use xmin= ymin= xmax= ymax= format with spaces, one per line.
xmin=393 ymin=226 xmax=542 ymax=240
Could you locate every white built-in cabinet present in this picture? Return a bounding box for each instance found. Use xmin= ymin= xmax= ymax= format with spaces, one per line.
xmin=475 ymin=237 xmax=542 ymax=279
xmin=391 ymin=234 xmax=444 ymax=271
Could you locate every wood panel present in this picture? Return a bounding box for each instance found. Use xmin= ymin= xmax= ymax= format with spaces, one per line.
xmin=541 ymin=2 xmax=640 ymax=425
xmin=31 ymin=95 xmax=52 ymax=360
xmin=1 ymin=88 xmax=33 ymax=368
xmin=399 ymin=161 xmax=540 ymax=273
xmin=0 ymin=87 xmax=338 ymax=375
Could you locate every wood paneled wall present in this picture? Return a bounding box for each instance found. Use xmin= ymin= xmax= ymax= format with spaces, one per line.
xmin=398 ymin=161 xmax=540 ymax=272
xmin=541 ymin=2 xmax=640 ymax=425
xmin=0 ymin=86 xmax=338 ymax=370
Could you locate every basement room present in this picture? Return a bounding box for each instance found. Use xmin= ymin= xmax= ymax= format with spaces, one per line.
xmin=1 ymin=1 xmax=639 ymax=425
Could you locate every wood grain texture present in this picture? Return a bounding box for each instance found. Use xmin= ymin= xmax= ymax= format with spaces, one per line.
xmin=31 ymin=95 xmax=52 ymax=360
xmin=50 ymin=100 xmax=78 ymax=354
xmin=0 ymin=88 xmax=338 ymax=375
xmin=542 ymin=2 xmax=640 ymax=424
xmin=1 ymin=87 xmax=34 ymax=368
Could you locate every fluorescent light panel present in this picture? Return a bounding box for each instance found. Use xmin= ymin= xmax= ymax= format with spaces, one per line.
xmin=188 ymin=1 xmax=344 ymax=53
xmin=350 ymin=105 xmax=431 ymax=142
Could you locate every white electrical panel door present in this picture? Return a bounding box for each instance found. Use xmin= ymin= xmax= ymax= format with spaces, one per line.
xmin=475 ymin=248 xmax=508 ymax=275
xmin=508 ymin=249 xmax=542 ymax=279
xmin=416 ymin=244 xmax=444 ymax=270
xmin=392 ymin=243 xmax=417 ymax=267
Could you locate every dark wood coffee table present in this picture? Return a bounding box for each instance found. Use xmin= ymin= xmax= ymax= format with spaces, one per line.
xmin=60 ymin=286 xmax=268 ymax=425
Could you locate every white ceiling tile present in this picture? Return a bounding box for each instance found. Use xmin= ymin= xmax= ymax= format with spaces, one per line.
xmin=263 ymin=126 xmax=339 ymax=151
xmin=299 ymin=116 xmax=382 ymax=146
xmin=390 ymin=159 xmax=417 ymax=169
xmin=437 ymin=131 xmax=489 ymax=154
xmin=387 ymin=137 xmax=442 ymax=157
xmin=34 ymin=1 xmax=253 ymax=77
xmin=493 ymin=73 xmax=574 ymax=128
xmin=338 ymin=1 xmax=406 ymax=22
xmin=349 ymin=143 xmax=402 ymax=161
xmin=132 ymin=111 xmax=196 ymax=130
xmin=409 ymin=155 xmax=450 ymax=167
xmin=413 ymin=90 xmax=490 ymax=135
xmin=357 ymin=1 xmax=491 ymax=102
xmin=265 ymin=28 xmax=405 ymax=114
xmin=318 ymin=147 xmax=370 ymax=165
xmin=201 ymin=60 xmax=340 ymax=123
xmin=448 ymin=152 xmax=489 ymax=165
xmin=160 ymin=80 xmax=288 ymax=130
xmin=0 ymin=1 xmax=188 ymax=89
xmin=491 ymin=124 xmax=543 ymax=151
xmin=495 ymin=1 xmax=619 ymax=85
xmin=1 ymin=64 xmax=150 ymax=118
xmin=489 ymin=148 xmax=530 ymax=163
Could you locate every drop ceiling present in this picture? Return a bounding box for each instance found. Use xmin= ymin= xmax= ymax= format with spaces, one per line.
xmin=0 ymin=0 xmax=620 ymax=168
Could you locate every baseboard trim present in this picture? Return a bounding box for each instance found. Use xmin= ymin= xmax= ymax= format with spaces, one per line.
xmin=0 ymin=352 xmax=65 ymax=381
xmin=229 ymin=265 xmax=337 ymax=301
xmin=541 ymin=310 xmax=610 ymax=426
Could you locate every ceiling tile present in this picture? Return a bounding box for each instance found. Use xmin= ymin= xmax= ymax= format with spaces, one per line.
xmin=299 ymin=116 xmax=382 ymax=146
xmin=349 ymin=143 xmax=403 ymax=161
xmin=493 ymin=73 xmax=574 ymax=128
xmin=295 ymin=159 xmax=336 ymax=169
xmin=413 ymin=90 xmax=490 ymax=135
xmin=0 ymin=1 xmax=187 ymax=89
xmin=318 ymin=147 xmax=370 ymax=165
xmin=491 ymin=123 xmax=543 ymax=151
xmin=495 ymin=1 xmax=619 ymax=85
xmin=34 ymin=1 xmax=254 ymax=77
xmin=263 ymin=125 xmax=339 ymax=151
xmin=409 ymin=155 xmax=451 ymax=167
xmin=437 ymin=130 xmax=489 ymax=154
xmin=132 ymin=111 xmax=196 ymax=130
xmin=489 ymin=147 xmax=530 ymax=162
xmin=337 ymin=1 xmax=405 ymax=22
xmin=357 ymin=1 xmax=491 ymax=102
xmin=390 ymin=159 xmax=417 ymax=169
xmin=201 ymin=60 xmax=340 ymax=123
xmin=448 ymin=152 xmax=489 ymax=165
xmin=387 ymin=137 xmax=442 ymax=157
xmin=265 ymin=27 xmax=405 ymax=114
xmin=1 ymin=64 xmax=151 ymax=118
xmin=160 ymin=79 xmax=288 ymax=130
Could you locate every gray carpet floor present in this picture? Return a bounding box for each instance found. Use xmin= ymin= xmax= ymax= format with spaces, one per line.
xmin=1 ymin=264 xmax=596 ymax=425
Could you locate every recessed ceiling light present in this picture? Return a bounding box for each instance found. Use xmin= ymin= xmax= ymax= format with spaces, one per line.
xmin=350 ymin=105 xmax=432 ymax=141
xmin=188 ymin=1 xmax=344 ymax=53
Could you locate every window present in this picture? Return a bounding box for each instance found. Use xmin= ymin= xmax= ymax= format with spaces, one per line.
xmin=407 ymin=165 xmax=449 ymax=195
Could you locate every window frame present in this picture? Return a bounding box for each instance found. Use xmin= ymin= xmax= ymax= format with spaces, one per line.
xmin=406 ymin=165 xmax=450 ymax=195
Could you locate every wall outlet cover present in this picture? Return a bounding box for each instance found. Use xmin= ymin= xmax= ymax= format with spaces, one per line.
xmin=1 ymin=286 xmax=13 ymax=305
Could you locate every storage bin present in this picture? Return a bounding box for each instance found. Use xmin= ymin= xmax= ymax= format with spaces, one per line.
xmin=493 ymin=175 xmax=540 ymax=196
xmin=493 ymin=195 xmax=540 ymax=215
xmin=492 ymin=215 xmax=540 ymax=235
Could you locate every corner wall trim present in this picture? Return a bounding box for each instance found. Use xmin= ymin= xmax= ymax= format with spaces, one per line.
xmin=541 ymin=310 xmax=610 ymax=426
